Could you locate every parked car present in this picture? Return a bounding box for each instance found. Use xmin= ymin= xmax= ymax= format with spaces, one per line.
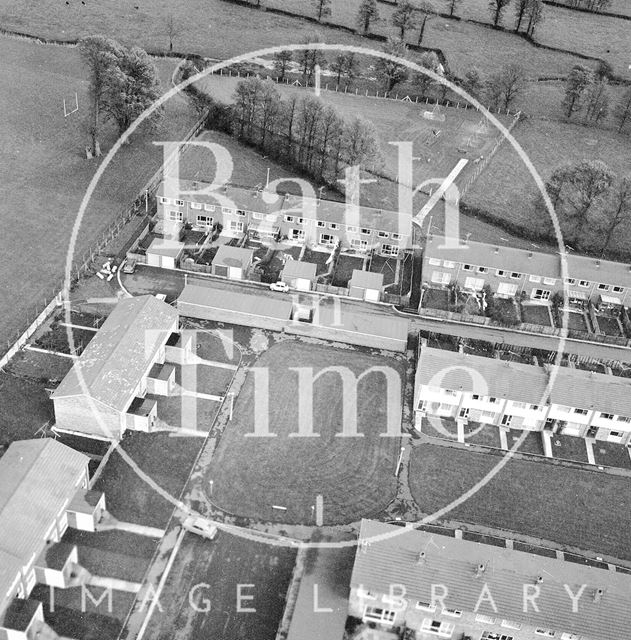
xmin=181 ymin=515 xmax=218 ymax=540
xmin=122 ymin=259 xmax=136 ymax=274
xmin=154 ymin=293 xmax=167 ymax=301
xmin=269 ymin=281 xmax=289 ymax=293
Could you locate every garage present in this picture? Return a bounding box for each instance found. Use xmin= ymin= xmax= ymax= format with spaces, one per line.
xmin=348 ymin=270 xmax=384 ymax=302
xmin=280 ymin=260 xmax=317 ymax=291
xmin=146 ymin=238 xmax=184 ymax=270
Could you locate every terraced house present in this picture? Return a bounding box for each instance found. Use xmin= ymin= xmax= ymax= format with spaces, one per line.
xmin=156 ymin=181 xmax=413 ymax=257
xmin=422 ymin=235 xmax=631 ymax=307
xmin=414 ymin=346 xmax=631 ymax=444
xmin=349 ymin=519 xmax=631 ymax=640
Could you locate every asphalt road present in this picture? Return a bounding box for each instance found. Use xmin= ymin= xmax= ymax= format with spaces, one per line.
xmin=122 ymin=265 xmax=631 ymax=364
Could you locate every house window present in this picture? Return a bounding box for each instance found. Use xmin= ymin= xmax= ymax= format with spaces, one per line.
xmin=361 ymin=228 xmax=372 ymax=235
xmin=561 ymin=635 xmax=580 ymax=640
xmin=464 ymin=276 xmax=484 ymax=291
xmin=610 ymin=431 xmax=623 ymax=437
xmin=252 ymin=212 xmax=264 ymax=220
xmin=443 ymin=260 xmax=455 ymax=268
xmin=600 ymin=413 xmax=614 ymax=420
xmin=431 ymin=271 xmax=451 ymax=285
xmin=529 ymin=275 xmax=542 ymax=283
xmin=197 ymin=215 xmax=213 ymax=226
xmin=420 ymin=619 xmax=454 ymax=638
xmin=168 ymin=210 xmax=183 ymax=221
xmin=329 ymin=222 xmax=339 ymax=230
xmin=291 ymin=229 xmax=305 ymax=240
xmin=573 ymin=408 xmax=588 ymax=415
xmin=535 ymin=630 xmax=555 ymax=638
xmin=236 ymin=209 xmax=246 ymax=217
xmin=482 ymin=633 xmax=514 ymax=640
xmin=317 ymin=221 xmax=326 ymax=228
xmin=428 ymin=258 xmax=441 ymax=266
xmin=472 ymin=394 xmax=480 ymax=400
xmin=159 ymin=196 xmax=169 ymax=204
xmin=476 ymin=615 xmax=496 ymax=624
xmin=377 ymin=230 xmax=389 ymax=238
xmin=351 ymin=238 xmax=368 ymax=250
xmin=229 ymin=220 xmax=243 ymax=232
xmin=204 ymin=204 xmax=215 ymax=212
xmin=391 ymin=233 xmax=401 ymax=241
xmin=416 ymin=601 xmax=436 ymax=612
xmin=489 ymin=397 xmax=498 ymax=403
xmin=462 ymin=264 xmax=474 ymax=271
xmin=442 ymin=608 xmax=462 ymax=618
xmin=531 ymin=405 xmax=540 ymax=411
xmin=190 ymin=202 xmax=202 ymax=210
xmin=532 ymin=289 xmax=551 ymax=301
xmin=319 ymin=233 xmax=335 ymax=245
xmin=500 ymin=621 xmax=521 ymax=630
xmin=285 ymin=215 xmax=294 ymax=222
xmin=175 ymin=199 xmax=184 ymax=206
xmin=347 ymin=226 xmax=358 ymax=233
xmin=496 ymin=269 xmax=507 ymax=277
xmin=501 ymin=415 xmax=512 ymax=426
xmin=618 ymin=416 xmax=631 ymax=423
xmin=565 ymin=278 xmax=576 ymax=285
xmin=381 ymin=244 xmax=399 ymax=256
xmin=459 ymin=407 xmax=469 ymax=418
xmin=363 ymin=606 xmax=396 ymax=625
xmin=510 ymin=272 xmax=521 ymax=279
xmin=443 ymin=389 xmax=458 ymax=397
xmin=597 ymin=283 xmax=610 ymax=291
xmin=613 ymin=286 xmax=624 ymax=293
xmin=222 ymin=207 xmax=235 ymax=215
xmin=477 ymin=266 xmax=488 ymax=274
xmin=578 ymin=280 xmax=590 ymax=288
xmin=543 ymin=277 xmax=556 ymax=285
xmin=497 ymin=282 xmax=518 ymax=296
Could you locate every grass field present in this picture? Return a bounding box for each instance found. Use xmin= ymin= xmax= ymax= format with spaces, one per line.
xmin=409 ymin=442 xmax=631 ymax=561
xmin=208 ymin=339 xmax=405 ymax=524
xmin=142 ymin=530 xmax=297 ymax=640
xmin=0 ymin=36 xmax=197 ymax=349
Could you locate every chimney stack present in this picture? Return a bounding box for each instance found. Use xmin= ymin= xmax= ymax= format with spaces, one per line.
xmin=475 ymin=563 xmax=486 ymax=577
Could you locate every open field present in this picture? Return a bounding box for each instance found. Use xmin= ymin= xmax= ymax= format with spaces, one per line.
xmin=142 ymin=530 xmax=296 ymax=640
xmin=0 ymin=35 xmax=197 ymax=349
xmin=409 ymin=442 xmax=631 ymax=561
xmin=92 ymin=432 xmax=203 ymax=528
xmin=208 ymin=339 xmax=404 ymax=524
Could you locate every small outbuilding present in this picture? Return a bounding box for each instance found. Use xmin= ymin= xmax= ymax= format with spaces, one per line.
xmin=146 ymin=238 xmax=184 ymax=270
xmin=281 ymin=260 xmax=317 ymax=291
xmin=212 ymin=245 xmax=254 ymax=280
xmin=348 ymin=270 xmax=384 ymax=302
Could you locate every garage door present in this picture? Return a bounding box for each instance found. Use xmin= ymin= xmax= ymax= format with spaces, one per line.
xmin=364 ymin=289 xmax=380 ymax=302
xmin=147 ymin=253 xmax=161 ymax=268
xmin=295 ymin=278 xmax=311 ymax=291
xmin=161 ymin=256 xmax=175 ymax=270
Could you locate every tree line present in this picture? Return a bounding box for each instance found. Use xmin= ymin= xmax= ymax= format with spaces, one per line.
xmin=230 ymin=77 xmax=381 ymax=186
xmin=534 ymin=160 xmax=631 ymax=256
xmin=79 ymin=35 xmax=162 ymax=156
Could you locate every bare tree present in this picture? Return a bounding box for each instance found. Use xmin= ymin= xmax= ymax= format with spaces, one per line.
xmin=444 ymin=0 xmax=463 ymax=17
xmin=488 ymin=0 xmax=513 ymax=27
xmin=599 ymin=177 xmax=631 ymax=256
xmin=273 ymin=50 xmax=293 ymax=81
xmin=313 ymin=0 xmax=332 ymax=22
xmin=613 ymin=87 xmax=631 ymax=133
xmin=392 ymin=0 xmax=419 ymax=39
xmin=165 ymin=14 xmax=182 ymax=53
xmin=375 ymin=37 xmax=409 ymax=93
xmin=562 ymin=64 xmax=594 ymax=119
xmin=584 ymin=79 xmax=610 ymax=125
xmin=416 ymin=1 xmax=437 ymax=45
xmin=357 ymin=0 xmax=380 ymax=34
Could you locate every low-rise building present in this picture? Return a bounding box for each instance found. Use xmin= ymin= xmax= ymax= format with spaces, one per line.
xmin=0 ymin=439 xmax=106 ymax=640
xmin=349 ymin=270 xmax=384 ymax=302
xmin=349 ymin=519 xmax=631 ymax=640
xmin=211 ymin=245 xmax=254 ymax=280
xmin=414 ymin=345 xmax=631 ymax=443
xmin=422 ymin=235 xmax=631 ymax=306
xmin=51 ymin=295 xmax=184 ymax=440
xmin=146 ymin=238 xmax=184 ymax=270
xmin=280 ymin=260 xmax=318 ymax=291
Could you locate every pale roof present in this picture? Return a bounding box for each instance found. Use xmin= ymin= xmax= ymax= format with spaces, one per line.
xmin=352 ymin=520 xmax=631 ymax=640
xmin=424 ymin=235 xmax=631 ymax=288
xmin=0 ymin=440 xmax=89 ymax=606
xmin=213 ymin=245 xmax=253 ymax=270
xmin=349 ymin=269 xmax=384 ymax=290
xmin=147 ymin=238 xmax=184 ymax=259
xmin=315 ymin=303 xmax=408 ymax=342
xmin=52 ymin=296 xmax=178 ymax=412
xmin=281 ymin=260 xmax=317 ymax=280
xmin=178 ymin=283 xmax=293 ymax=320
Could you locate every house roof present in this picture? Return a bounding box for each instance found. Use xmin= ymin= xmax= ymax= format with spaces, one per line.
xmin=424 ymin=235 xmax=631 ymax=288
xmin=349 ymin=269 xmax=384 ymax=290
xmin=213 ymin=245 xmax=253 ymax=270
xmin=282 ymin=194 xmax=411 ymax=236
xmin=0 ymin=598 xmax=42 ymax=632
xmin=352 ymin=520 xmax=631 ymax=640
xmin=315 ymin=303 xmax=409 ymax=343
xmin=417 ymin=346 xmax=631 ymax=416
xmin=178 ymin=283 xmax=294 ymax=320
xmin=51 ymin=296 xmax=178 ymax=413
xmin=147 ymin=238 xmax=184 ymax=259
xmin=416 ymin=347 xmax=550 ymax=406
xmin=281 ymin=260 xmax=317 ymax=281
xmin=0 ymin=439 xmax=88 ymax=607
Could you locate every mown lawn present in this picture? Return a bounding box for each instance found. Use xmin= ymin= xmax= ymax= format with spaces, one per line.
xmin=208 ymin=339 xmax=405 ymax=524
xmin=409 ymin=442 xmax=631 ymax=560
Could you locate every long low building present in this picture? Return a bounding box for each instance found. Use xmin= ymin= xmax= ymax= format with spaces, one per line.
xmin=349 ymin=519 xmax=631 ymax=640
xmin=177 ymin=284 xmax=409 ymax=351
xmin=414 ymin=345 xmax=631 ymax=443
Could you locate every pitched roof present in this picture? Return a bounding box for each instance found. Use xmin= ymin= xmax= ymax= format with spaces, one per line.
xmin=349 ymin=269 xmax=384 ymax=290
xmin=213 ymin=245 xmax=253 ymax=269
xmin=417 ymin=346 xmax=631 ymax=416
xmin=417 ymin=347 xmax=550 ymax=406
xmin=52 ymin=296 xmax=178 ymax=412
xmin=178 ymin=283 xmax=293 ymax=320
xmin=0 ymin=439 xmax=89 ymax=607
xmin=352 ymin=520 xmax=631 ymax=640
xmin=424 ymin=235 xmax=631 ymax=288
xmin=281 ymin=260 xmax=317 ymax=280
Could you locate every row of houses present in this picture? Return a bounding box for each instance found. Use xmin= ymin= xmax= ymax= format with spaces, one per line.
xmin=414 ymin=345 xmax=631 ymax=443
xmin=346 ymin=519 xmax=630 ymax=640
xmin=0 ymin=439 xmax=106 ymax=640
xmin=156 ymin=181 xmax=413 ymax=257
xmin=422 ymin=235 xmax=631 ymax=307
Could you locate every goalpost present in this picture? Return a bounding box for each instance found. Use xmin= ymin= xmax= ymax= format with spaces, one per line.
xmin=423 ymin=102 xmax=446 ymax=122
xmin=63 ymin=92 xmax=79 ymax=118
